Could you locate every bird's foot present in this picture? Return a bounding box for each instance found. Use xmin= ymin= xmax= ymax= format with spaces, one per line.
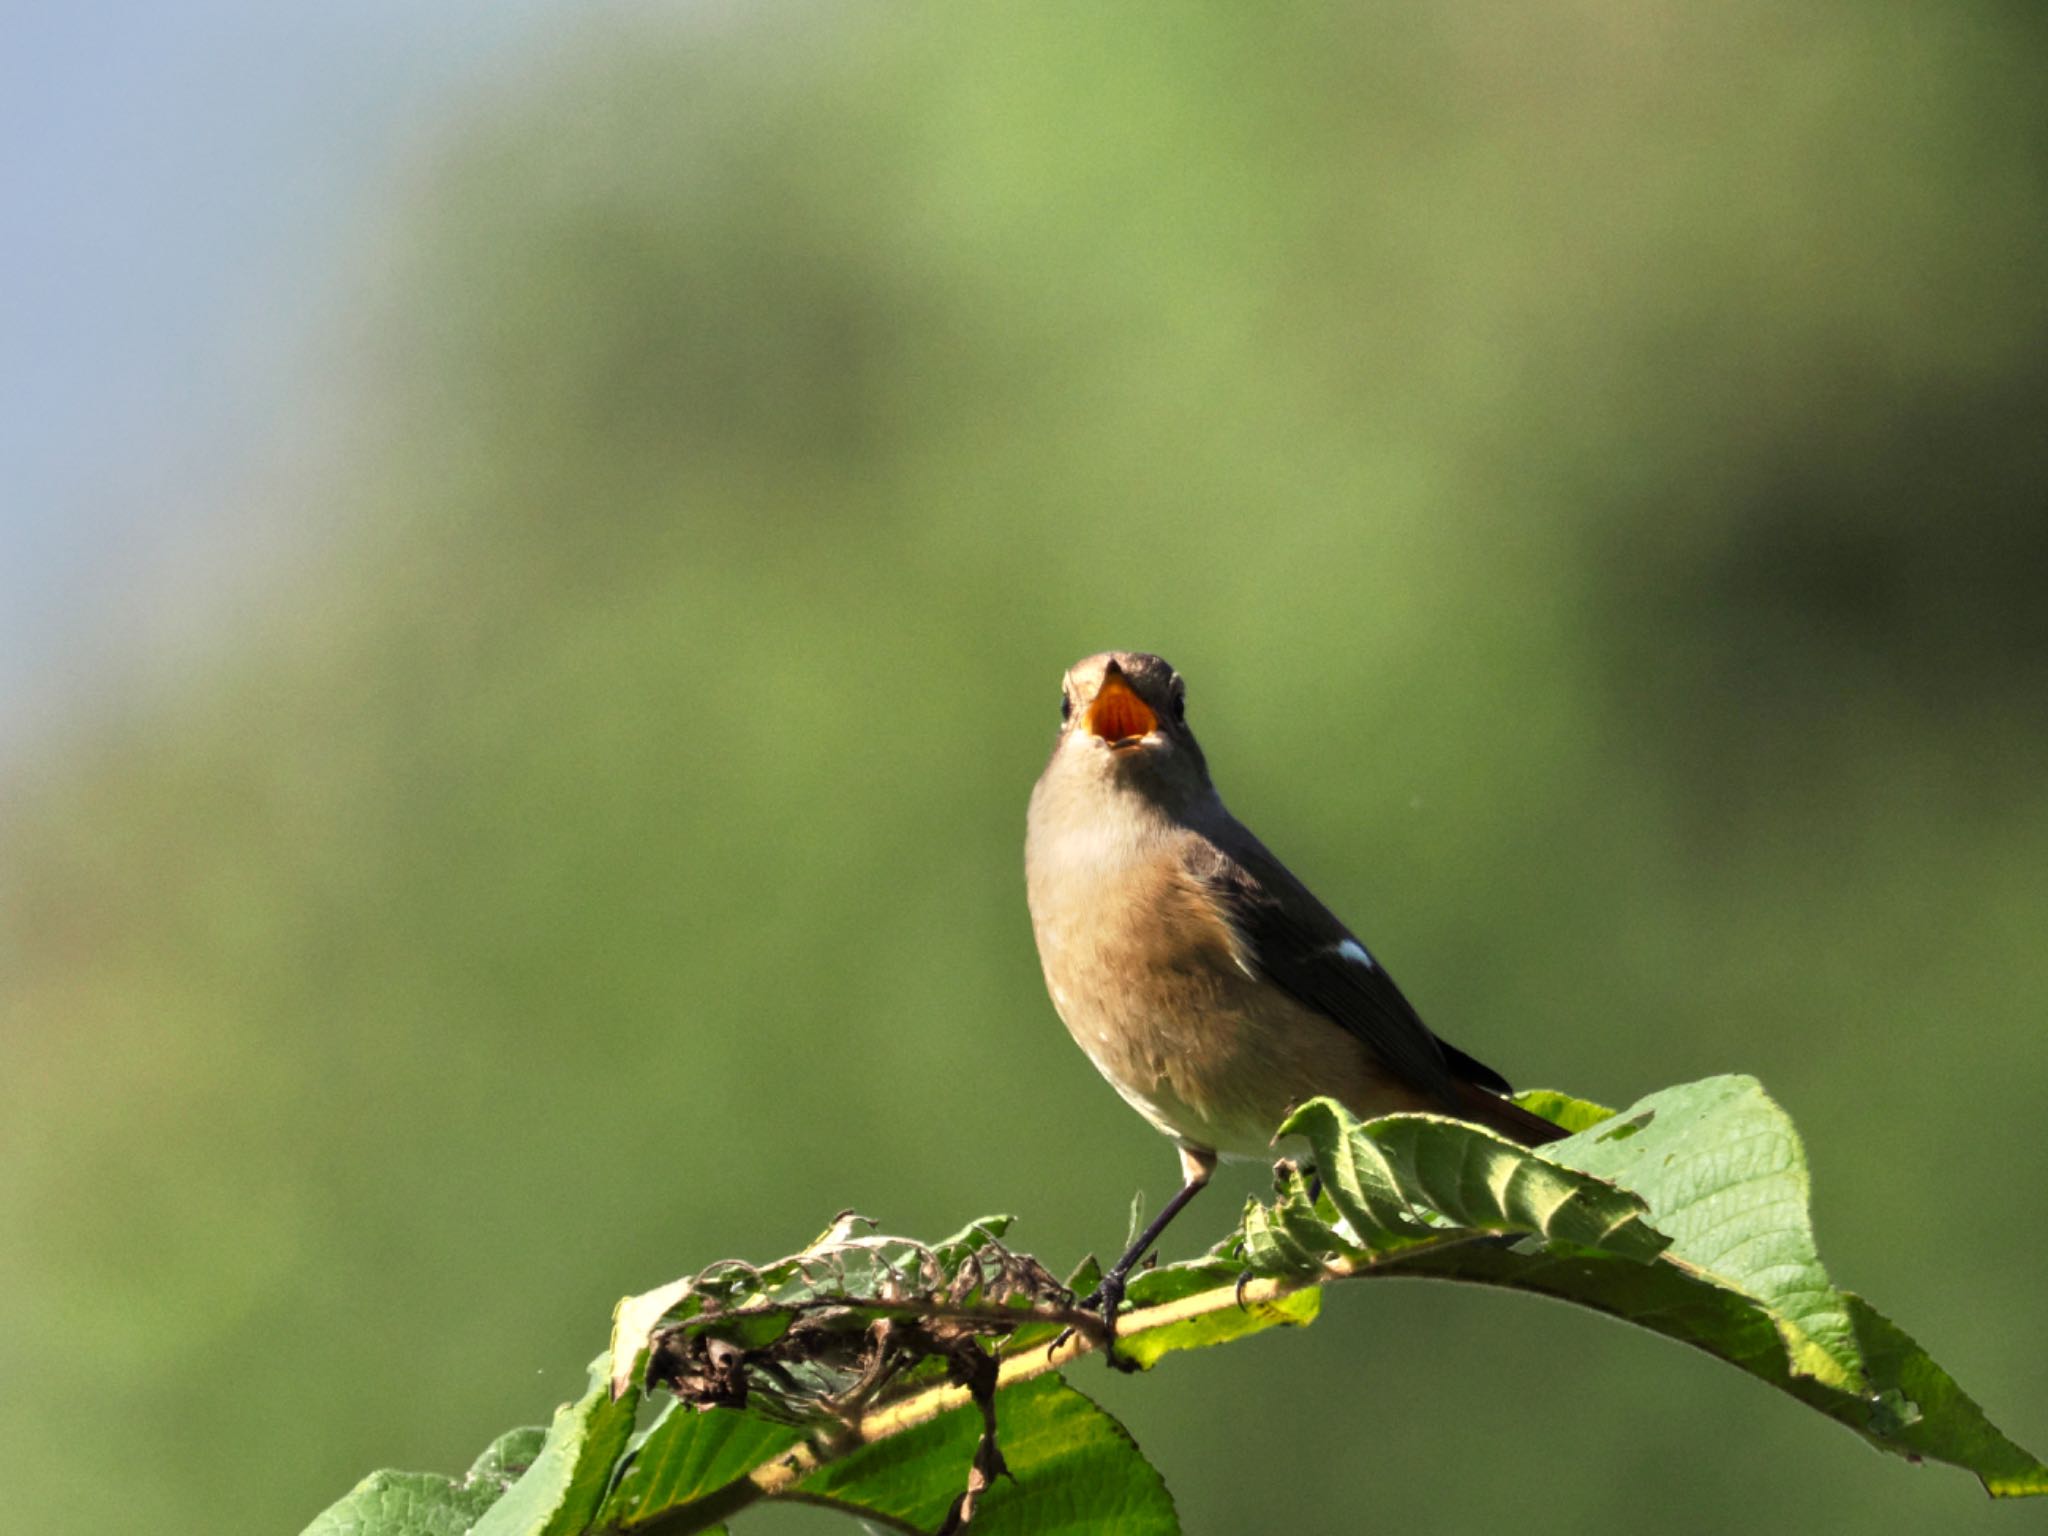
xmin=1073 ymin=1268 xmax=1140 ymax=1373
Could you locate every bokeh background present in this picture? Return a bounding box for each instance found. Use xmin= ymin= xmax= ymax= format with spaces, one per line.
xmin=5 ymin=5 xmax=2046 ymax=1533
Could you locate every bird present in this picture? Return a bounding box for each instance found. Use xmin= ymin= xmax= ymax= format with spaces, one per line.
xmin=1024 ymin=650 xmax=1565 ymax=1345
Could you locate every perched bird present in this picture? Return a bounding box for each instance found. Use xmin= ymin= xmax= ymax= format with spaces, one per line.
xmin=1025 ymin=651 xmax=1564 ymax=1334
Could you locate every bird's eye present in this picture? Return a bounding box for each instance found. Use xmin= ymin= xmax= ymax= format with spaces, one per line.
xmin=1060 ymin=693 xmax=1073 ymax=724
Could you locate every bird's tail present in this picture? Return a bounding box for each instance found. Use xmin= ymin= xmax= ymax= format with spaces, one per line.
xmin=1457 ymin=1081 xmax=1571 ymax=1147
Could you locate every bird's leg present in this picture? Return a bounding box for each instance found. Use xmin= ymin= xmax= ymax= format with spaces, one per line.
xmin=1078 ymin=1146 xmax=1216 ymax=1369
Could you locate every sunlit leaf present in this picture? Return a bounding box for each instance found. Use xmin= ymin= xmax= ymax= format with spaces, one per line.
xmin=596 ymin=1400 xmax=803 ymax=1530
xmin=1277 ymin=1098 xmax=1668 ymax=1260
xmin=303 ymin=1078 xmax=2045 ymax=1532
xmin=1118 ymin=1262 xmax=1322 ymax=1370
xmin=1511 ymin=1088 xmax=1617 ymax=1135
xmin=796 ymin=1373 xmax=1179 ymax=1534
xmin=298 ymin=1426 xmax=545 ymax=1536
xmin=1205 ymin=1076 xmax=2046 ymax=1496
xmin=1547 ymin=1076 xmax=1859 ymax=1388
xmin=468 ymin=1357 xmax=639 ymax=1536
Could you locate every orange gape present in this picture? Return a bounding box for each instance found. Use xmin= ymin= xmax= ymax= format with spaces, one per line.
xmin=1086 ymin=673 xmax=1157 ymax=745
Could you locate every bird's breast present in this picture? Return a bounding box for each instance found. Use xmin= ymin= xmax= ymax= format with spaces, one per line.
xmin=1030 ymin=820 xmax=1358 ymax=1157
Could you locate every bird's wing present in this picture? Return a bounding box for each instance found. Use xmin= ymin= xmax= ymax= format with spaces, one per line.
xmin=1182 ymin=825 xmax=1510 ymax=1105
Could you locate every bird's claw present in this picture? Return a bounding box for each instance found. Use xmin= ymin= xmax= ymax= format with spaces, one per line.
xmin=1075 ymin=1269 xmax=1124 ymax=1315
xmin=1071 ymin=1269 xmax=1140 ymax=1372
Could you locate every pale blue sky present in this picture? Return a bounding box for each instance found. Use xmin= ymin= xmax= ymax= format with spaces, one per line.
xmin=0 ymin=2 xmax=579 ymax=756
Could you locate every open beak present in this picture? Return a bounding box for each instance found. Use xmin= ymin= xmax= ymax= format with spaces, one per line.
xmin=1085 ymin=667 xmax=1159 ymax=750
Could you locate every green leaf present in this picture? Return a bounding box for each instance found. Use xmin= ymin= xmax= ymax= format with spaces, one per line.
xmin=1105 ymin=1100 xmax=1661 ymax=1373
xmin=298 ymin=1426 xmax=546 ymax=1536
xmin=1381 ymin=1239 xmax=2048 ymax=1495
xmin=931 ymin=1213 xmax=1019 ymax=1272
xmin=470 ymin=1426 xmax=552 ymax=1485
xmin=1277 ymin=1098 xmax=1668 ymax=1261
xmin=1239 ymin=1189 xmax=1326 ymax=1276
xmin=596 ymin=1400 xmax=805 ymax=1530
xmin=1835 ymin=1295 xmax=2048 ymax=1498
xmin=298 ymin=1471 xmax=504 ymax=1536
xmin=1118 ymin=1253 xmax=1322 ymax=1370
xmin=469 ymin=1355 xmax=640 ymax=1536
xmin=1526 ymin=1077 xmax=2045 ymax=1493
xmin=305 ymin=1080 xmax=2045 ymax=1528
xmin=1243 ymin=1076 xmax=2047 ymax=1497
xmin=1546 ymin=1075 xmax=1860 ymax=1390
xmin=1511 ymin=1087 xmax=1617 ymax=1134
xmin=795 ymin=1373 xmax=1180 ymax=1534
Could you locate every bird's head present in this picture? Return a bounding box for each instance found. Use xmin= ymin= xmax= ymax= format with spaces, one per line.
xmin=1049 ymin=651 xmax=1211 ymax=801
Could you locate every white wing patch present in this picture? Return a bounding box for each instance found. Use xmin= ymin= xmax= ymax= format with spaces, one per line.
xmin=1334 ymin=937 xmax=1376 ymax=970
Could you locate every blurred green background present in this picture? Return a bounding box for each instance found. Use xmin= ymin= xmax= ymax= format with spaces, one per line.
xmin=5 ymin=4 xmax=2046 ymax=1533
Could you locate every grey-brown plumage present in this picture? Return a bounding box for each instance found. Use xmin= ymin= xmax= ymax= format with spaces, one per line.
xmin=1025 ymin=651 xmax=1563 ymax=1332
